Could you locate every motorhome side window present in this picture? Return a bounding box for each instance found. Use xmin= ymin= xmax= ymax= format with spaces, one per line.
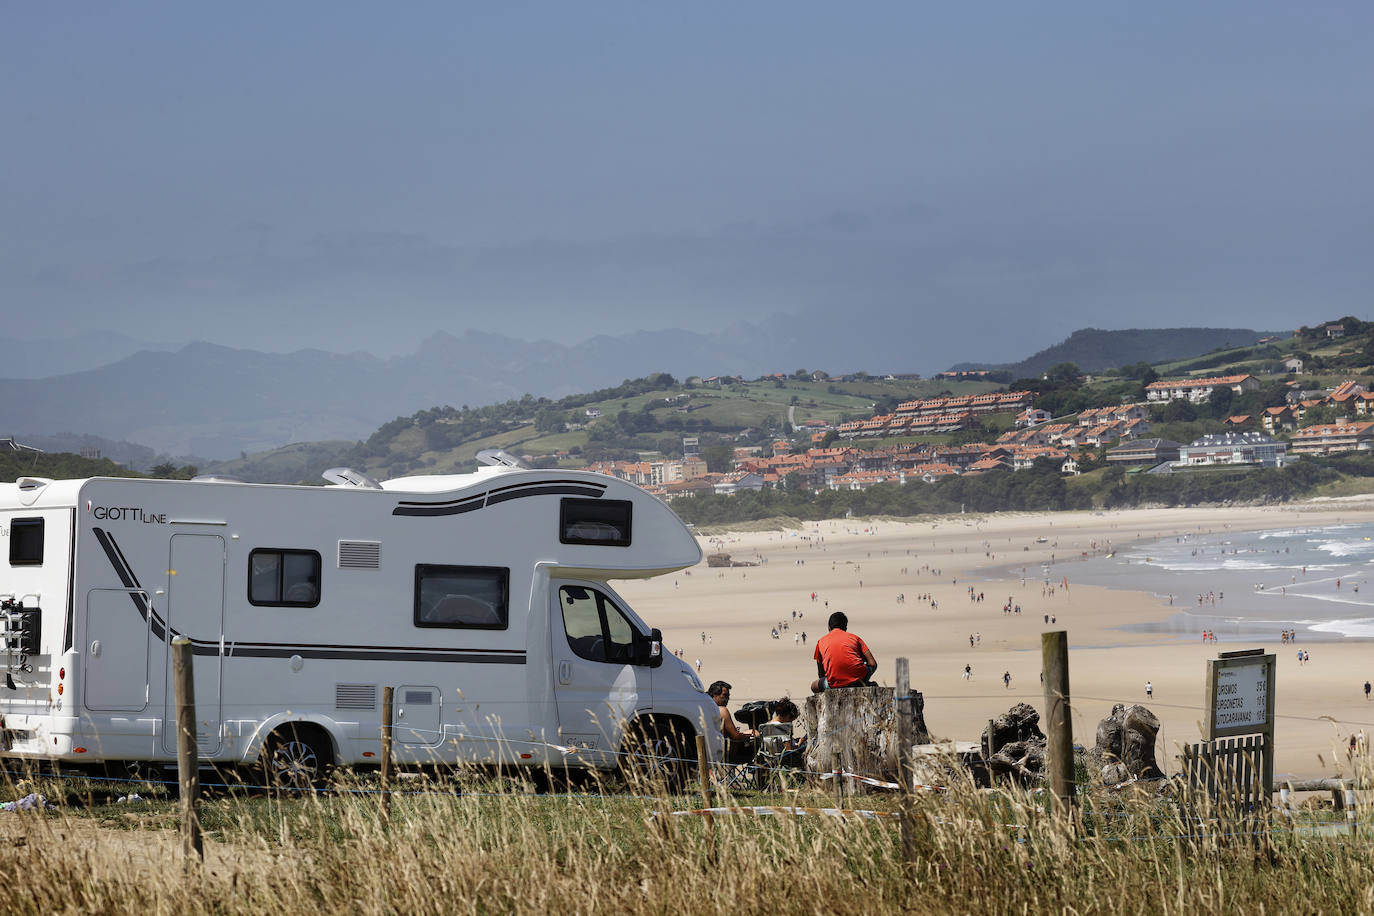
xmin=9 ymin=518 xmax=44 ymax=566
xmin=560 ymin=585 xmax=635 ymax=664
xmin=415 ymin=565 xmax=509 ymax=630
xmin=248 ymin=549 xmax=322 ymax=607
xmin=560 ymin=498 xmax=632 ymax=547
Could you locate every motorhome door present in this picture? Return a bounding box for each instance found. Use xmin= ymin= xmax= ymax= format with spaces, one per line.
xmin=161 ymin=535 xmax=225 ymax=756
xmin=84 ymin=589 xmax=152 ymax=712
xmin=551 ymin=581 xmax=649 ymax=765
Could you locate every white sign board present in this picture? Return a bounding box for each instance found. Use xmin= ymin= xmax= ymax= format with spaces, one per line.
xmin=1206 ymin=651 xmax=1275 ymax=740
xmin=1212 ymin=660 xmax=1268 ymax=731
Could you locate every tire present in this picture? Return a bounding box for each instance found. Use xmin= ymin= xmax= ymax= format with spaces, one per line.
xmin=104 ymin=759 xmax=155 ymax=784
xmin=262 ymin=725 xmax=334 ymax=791
xmin=621 ymin=720 xmax=693 ymax=795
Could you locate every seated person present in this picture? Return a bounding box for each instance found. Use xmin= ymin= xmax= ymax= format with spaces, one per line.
xmin=708 ymin=680 xmax=758 ymax=763
xmin=759 ymin=697 xmax=808 ymax=768
xmin=811 ymin=611 xmax=877 ymax=693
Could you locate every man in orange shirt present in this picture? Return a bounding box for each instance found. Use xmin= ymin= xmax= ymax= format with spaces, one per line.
xmin=810 ymin=611 xmax=877 ymax=693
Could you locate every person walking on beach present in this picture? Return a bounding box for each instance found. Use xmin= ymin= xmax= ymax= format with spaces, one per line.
xmin=1002 ymin=670 xmax=1012 ymax=689
xmin=1145 ymin=680 xmax=1153 ymax=699
xmin=963 ymin=663 xmax=972 ymax=680
xmin=1364 ymin=680 xmax=1370 ymax=701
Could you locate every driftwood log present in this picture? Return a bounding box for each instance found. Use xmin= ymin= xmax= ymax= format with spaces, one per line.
xmin=981 ymin=703 xmax=1047 ymax=785
xmin=803 ymin=686 xmax=930 ymax=794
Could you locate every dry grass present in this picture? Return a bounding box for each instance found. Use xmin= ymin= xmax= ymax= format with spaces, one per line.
xmin=2 ymin=763 xmax=1374 ymax=915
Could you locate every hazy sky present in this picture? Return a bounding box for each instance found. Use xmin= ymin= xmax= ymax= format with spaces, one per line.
xmin=4 ymin=3 xmax=1372 ymax=369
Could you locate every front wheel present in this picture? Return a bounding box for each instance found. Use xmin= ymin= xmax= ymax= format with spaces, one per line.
xmin=620 ymin=720 xmax=693 ymax=794
xmin=262 ymin=725 xmax=334 ymax=791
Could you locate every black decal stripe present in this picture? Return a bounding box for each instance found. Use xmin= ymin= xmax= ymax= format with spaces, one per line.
xmin=226 ymin=639 xmax=523 ymax=655
xmin=95 ymin=529 xmax=525 ymax=666
xmin=394 ymin=495 xmax=486 ymax=508
xmin=93 ymin=527 xmax=170 ymax=641
xmin=221 ymin=646 xmax=526 ymax=664
xmin=489 ymin=483 xmax=607 ymax=505
xmin=486 ymin=484 xmax=604 ymax=505
xmin=393 ymin=478 xmax=607 ymax=516
xmin=486 ymin=478 xmax=606 ymax=495
xmin=393 ymin=501 xmax=486 ymax=517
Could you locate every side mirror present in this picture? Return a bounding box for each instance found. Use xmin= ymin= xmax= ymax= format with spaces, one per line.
xmin=650 ymin=627 xmax=663 ymax=667
xmin=638 ymin=627 xmax=663 ymax=668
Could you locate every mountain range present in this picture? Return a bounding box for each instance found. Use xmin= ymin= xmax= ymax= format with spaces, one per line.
xmin=951 ymin=327 xmax=1276 ymax=378
xmin=0 ymin=324 xmax=1278 ymax=461
xmin=0 ymin=322 xmax=816 ymax=458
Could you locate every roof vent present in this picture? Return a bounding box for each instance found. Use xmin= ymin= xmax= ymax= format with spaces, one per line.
xmin=191 ymin=474 xmax=244 ymax=484
xmin=322 ymin=467 xmax=383 ymax=489
xmin=475 ymin=449 xmax=527 ymax=469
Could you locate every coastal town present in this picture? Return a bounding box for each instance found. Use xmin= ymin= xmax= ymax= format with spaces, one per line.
xmin=585 ymin=366 xmax=1374 ymax=502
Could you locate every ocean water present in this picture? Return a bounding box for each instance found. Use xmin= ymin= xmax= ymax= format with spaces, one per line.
xmin=1004 ymin=522 xmax=1374 ymax=642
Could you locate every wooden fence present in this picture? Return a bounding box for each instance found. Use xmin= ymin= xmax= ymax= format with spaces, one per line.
xmin=1180 ymin=735 xmax=1268 ymax=814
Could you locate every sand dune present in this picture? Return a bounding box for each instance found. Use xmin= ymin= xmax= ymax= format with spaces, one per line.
xmin=617 ymin=502 xmax=1374 ymax=778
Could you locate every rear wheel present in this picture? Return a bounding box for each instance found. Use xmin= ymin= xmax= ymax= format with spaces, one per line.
xmin=262 ymin=725 xmax=334 ymax=791
xmin=102 ymin=760 xmax=159 ymax=795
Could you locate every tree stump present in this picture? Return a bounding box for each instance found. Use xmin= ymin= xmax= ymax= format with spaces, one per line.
xmin=803 ymin=686 xmax=928 ymax=793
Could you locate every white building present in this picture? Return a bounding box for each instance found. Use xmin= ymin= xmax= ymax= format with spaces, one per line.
xmin=1177 ymin=431 xmax=1287 ymax=468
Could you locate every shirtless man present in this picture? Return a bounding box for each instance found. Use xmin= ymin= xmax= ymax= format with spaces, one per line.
xmin=708 ymin=680 xmax=758 ymax=761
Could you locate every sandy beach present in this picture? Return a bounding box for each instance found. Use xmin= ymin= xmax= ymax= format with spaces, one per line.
xmin=617 ymin=500 xmax=1374 ymax=779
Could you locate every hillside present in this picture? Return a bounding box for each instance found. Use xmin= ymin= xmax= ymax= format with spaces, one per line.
xmin=952 ymin=327 xmax=1279 ymax=378
xmin=204 ymin=374 xmax=994 ymax=484
xmin=0 ymin=449 xmax=143 ymax=482
xmin=203 ymin=318 xmax=1374 ymax=485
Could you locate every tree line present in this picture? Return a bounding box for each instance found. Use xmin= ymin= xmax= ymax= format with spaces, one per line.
xmin=670 ymin=455 xmax=1363 ymax=527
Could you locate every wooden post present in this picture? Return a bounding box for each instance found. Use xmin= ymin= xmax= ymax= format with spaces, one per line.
xmin=695 ymin=733 xmax=718 ymax=864
xmin=833 ymin=749 xmax=844 ymax=809
xmin=696 ymin=734 xmax=710 ymax=809
xmin=172 ymin=636 xmax=203 ymax=861
xmin=985 ymin=717 xmax=996 ymax=786
xmin=894 ymin=657 xmax=917 ymax=872
xmin=1041 ymin=630 xmax=1074 ymax=815
xmin=381 ymin=686 xmax=394 ymax=824
xmin=1345 ymin=780 xmax=1357 ymax=839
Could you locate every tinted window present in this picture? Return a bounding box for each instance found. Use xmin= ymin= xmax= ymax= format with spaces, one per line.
xmin=560 ymin=498 xmax=632 ymax=547
xmin=9 ymin=518 xmax=44 ymax=566
xmin=560 ymin=585 xmax=637 ymax=663
xmin=415 ymin=565 xmax=508 ymax=629
xmin=248 ymin=549 xmax=322 ymax=607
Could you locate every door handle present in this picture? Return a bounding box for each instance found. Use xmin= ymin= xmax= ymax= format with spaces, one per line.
xmin=559 ymin=661 xmax=572 ymax=685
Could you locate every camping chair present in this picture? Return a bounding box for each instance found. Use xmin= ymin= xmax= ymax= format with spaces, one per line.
xmin=711 ymin=735 xmax=758 ymax=793
xmin=711 ymin=703 xmax=770 ymax=792
xmin=751 ymin=721 xmax=803 ymax=791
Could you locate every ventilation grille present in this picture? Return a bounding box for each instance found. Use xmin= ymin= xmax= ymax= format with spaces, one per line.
xmin=338 ymin=540 xmax=381 ymax=569
xmin=335 ymin=684 xmax=377 ymax=710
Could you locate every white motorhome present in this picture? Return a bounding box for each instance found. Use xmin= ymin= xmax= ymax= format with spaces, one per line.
xmin=0 ymin=455 xmax=719 ymax=786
